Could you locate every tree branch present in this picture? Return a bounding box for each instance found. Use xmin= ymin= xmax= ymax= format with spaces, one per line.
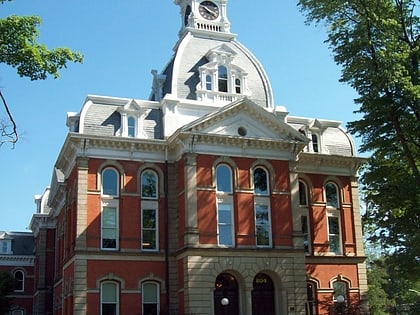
xmin=0 ymin=89 xmax=18 ymax=147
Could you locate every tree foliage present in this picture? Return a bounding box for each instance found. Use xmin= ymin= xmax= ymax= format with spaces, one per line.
xmin=298 ymin=0 xmax=419 ymax=278
xmin=0 ymin=0 xmax=83 ymax=146
xmin=0 ymin=271 xmax=15 ymax=313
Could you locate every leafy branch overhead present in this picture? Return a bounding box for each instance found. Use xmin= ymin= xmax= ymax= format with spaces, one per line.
xmin=0 ymin=1 xmax=83 ymax=146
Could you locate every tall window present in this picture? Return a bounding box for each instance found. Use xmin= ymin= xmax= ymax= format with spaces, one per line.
xmin=299 ymin=180 xmax=308 ymax=206
xmin=216 ymin=164 xmax=234 ymax=247
xmin=218 ymin=66 xmax=228 ymax=92
xmin=325 ymin=182 xmax=339 ymax=208
xmin=127 ymin=116 xmax=136 ymax=137
xmin=306 ymin=281 xmax=318 ymax=315
xmin=311 ymin=134 xmax=319 ymax=152
xmin=101 ymin=168 xmax=119 ymax=250
xmin=142 ymin=282 xmax=159 ymax=315
xmin=14 ymin=270 xmax=24 ymax=292
xmin=206 ymin=74 xmax=212 ymax=90
xmin=102 ymin=205 xmax=118 ymax=249
xmin=254 ymin=167 xmax=271 ymax=247
xmin=101 ymin=282 xmax=118 ymax=315
xmin=328 ymin=213 xmax=342 ymax=255
xmin=301 ymin=216 xmax=311 ymax=254
xmin=11 ymin=310 xmax=24 ymax=315
xmin=234 ymin=78 xmax=241 ymax=93
xmin=141 ymin=170 xmax=158 ymax=251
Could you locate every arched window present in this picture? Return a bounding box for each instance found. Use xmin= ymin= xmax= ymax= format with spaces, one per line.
xmin=141 ymin=170 xmax=159 ymax=251
xmin=299 ymin=180 xmax=308 ymax=206
xmin=254 ymin=167 xmax=268 ymax=195
xmin=216 ymin=164 xmax=232 ymax=193
xmin=14 ymin=270 xmax=24 ymax=292
xmin=142 ymin=282 xmax=160 ymax=315
xmin=218 ymin=66 xmax=228 ymax=92
xmin=325 ymin=182 xmax=339 ymax=208
xmin=102 ymin=168 xmax=119 ymax=197
xmin=101 ymin=281 xmax=118 ymax=315
xmin=216 ymin=164 xmax=234 ymax=247
xmin=141 ymin=170 xmax=158 ymax=199
xmin=127 ymin=116 xmax=136 ymax=137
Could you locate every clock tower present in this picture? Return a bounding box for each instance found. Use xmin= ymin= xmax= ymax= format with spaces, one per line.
xmin=175 ymin=0 xmax=231 ymax=36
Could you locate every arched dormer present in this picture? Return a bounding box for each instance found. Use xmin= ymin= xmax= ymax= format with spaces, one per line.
xmin=117 ymin=99 xmax=149 ymax=138
xmin=197 ymin=44 xmax=249 ymax=103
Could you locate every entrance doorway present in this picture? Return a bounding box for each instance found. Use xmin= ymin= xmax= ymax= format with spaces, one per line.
xmin=252 ymin=273 xmax=275 ymax=315
xmin=214 ymin=273 xmax=239 ymax=315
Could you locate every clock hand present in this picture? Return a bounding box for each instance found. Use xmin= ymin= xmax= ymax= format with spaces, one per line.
xmin=203 ymin=6 xmax=217 ymax=17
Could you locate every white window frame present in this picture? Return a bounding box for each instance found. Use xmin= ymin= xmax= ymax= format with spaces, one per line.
xmin=142 ymin=282 xmax=160 ymax=315
xmin=325 ymin=182 xmax=340 ymax=209
xmin=215 ymin=164 xmax=235 ymax=247
xmin=101 ymin=281 xmax=119 ymax=315
xmin=327 ymin=211 xmax=342 ymax=255
xmin=141 ymin=170 xmax=158 ymax=200
xmin=141 ymin=200 xmax=159 ymax=252
xmin=101 ymin=168 xmax=119 ymax=198
xmin=101 ymin=200 xmax=119 ymax=251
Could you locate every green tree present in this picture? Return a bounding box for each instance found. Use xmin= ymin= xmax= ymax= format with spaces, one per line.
xmin=0 ymin=271 xmax=15 ymax=313
xmin=0 ymin=0 xmax=83 ymax=146
xmin=298 ymin=0 xmax=419 ymax=278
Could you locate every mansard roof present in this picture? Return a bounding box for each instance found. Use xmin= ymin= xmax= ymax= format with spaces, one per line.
xmin=160 ymin=33 xmax=274 ymax=109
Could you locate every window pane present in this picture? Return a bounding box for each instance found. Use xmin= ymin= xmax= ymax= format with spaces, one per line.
xmin=143 ymin=283 xmax=158 ymax=303
xmin=255 ymin=204 xmax=270 ymax=246
xmin=299 ymin=181 xmax=307 ymax=206
xmin=312 ymin=134 xmax=319 ymax=152
xmin=254 ymin=168 xmax=268 ymax=195
xmin=326 ymin=182 xmax=338 ymax=208
xmin=333 ymin=281 xmax=347 ymax=298
xmin=218 ymin=203 xmax=233 ymax=246
xmin=301 ymin=216 xmax=309 ymax=253
xmin=206 ymin=74 xmax=212 ymax=90
xmin=235 ymin=78 xmax=241 ymax=93
xmin=142 ymin=171 xmax=157 ymax=199
xmin=128 ymin=116 xmax=135 ymax=137
xmin=142 ymin=209 xmax=157 ymax=250
xmin=102 ymin=283 xmax=117 ymax=303
xmin=216 ymin=165 xmax=232 ymax=193
xmin=102 ymin=207 xmax=117 ymax=249
xmin=218 ymin=66 xmax=228 ymax=92
xmin=102 ymin=304 xmax=116 ymax=315
xmin=328 ymin=217 xmax=339 ymax=234
xmin=143 ymin=304 xmax=158 ymax=315
xmin=102 ymin=169 xmax=118 ymax=196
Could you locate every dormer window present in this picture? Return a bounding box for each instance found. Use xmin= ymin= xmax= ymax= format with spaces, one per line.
xmin=117 ymin=100 xmax=149 ymax=138
xmin=197 ymin=44 xmax=249 ymax=103
xmin=128 ymin=116 xmax=136 ymax=137
xmin=218 ymin=66 xmax=228 ymax=92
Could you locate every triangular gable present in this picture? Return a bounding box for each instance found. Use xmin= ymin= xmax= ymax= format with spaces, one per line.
xmin=180 ymin=98 xmax=308 ymax=143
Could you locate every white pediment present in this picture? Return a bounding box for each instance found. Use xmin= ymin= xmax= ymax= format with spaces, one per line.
xmin=180 ymin=98 xmax=307 ymax=143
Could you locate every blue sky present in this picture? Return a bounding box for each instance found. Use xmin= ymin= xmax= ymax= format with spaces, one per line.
xmin=0 ymin=0 xmax=359 ymax=231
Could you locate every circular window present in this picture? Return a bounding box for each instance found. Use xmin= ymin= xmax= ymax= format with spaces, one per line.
xmin=238 ymin=126 xmax=247 ymax=136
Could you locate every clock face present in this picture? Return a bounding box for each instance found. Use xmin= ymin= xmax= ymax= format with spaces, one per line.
xmin=199 ymin=1 xmax=219 ymax=20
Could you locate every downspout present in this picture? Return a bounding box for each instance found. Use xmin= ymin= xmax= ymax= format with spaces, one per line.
xmin=164 ymin=147 xmax=170 ymax=314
